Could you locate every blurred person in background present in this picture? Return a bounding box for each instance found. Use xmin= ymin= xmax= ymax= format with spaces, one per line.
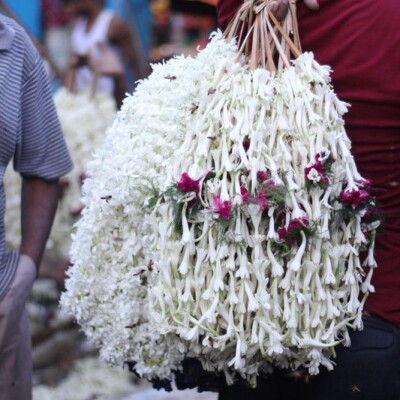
xmin=42 ymin=0 xmax=72 ymax=75
xmin=63 ymin=0 xmax=148 ymax=106
xmin=106 ymin=0 xmax=151 ymax=64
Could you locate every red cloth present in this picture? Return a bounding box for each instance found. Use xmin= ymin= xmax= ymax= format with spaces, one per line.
xmin=217 ymin=0 xmax=242 ymax=31
xmin=217 ymin=0 xmax=400 ymax=326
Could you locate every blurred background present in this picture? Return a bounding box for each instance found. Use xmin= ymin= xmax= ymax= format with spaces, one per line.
xmin=1 ymin=0 xmax=219 ymax=398
xmin=3 ymin=0 xmax=218 ymax=90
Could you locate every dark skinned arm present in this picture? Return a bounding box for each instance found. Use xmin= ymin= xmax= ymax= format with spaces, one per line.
xmin=19 ymin=177 xmax=60 ymax=272
xmin=108 ymin=16 xmax=150 ymax=80
xmin=88 ymin=43 xmax=126 ymax=106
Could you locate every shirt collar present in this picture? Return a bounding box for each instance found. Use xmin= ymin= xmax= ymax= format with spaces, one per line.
xmin=0 ymin=17 xmax=15 ymax=50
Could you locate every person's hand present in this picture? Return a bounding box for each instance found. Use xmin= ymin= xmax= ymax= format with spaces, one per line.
xmin=303 ymin=0 xmax=319 ymax=10
xmin=270 ymin=0 xmax=319 ymax=20
xmin=88 ymin=43 xmax=124 ymax=78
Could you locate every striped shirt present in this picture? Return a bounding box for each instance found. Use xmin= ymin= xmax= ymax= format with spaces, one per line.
xmin=0 ymin=15 xmax=73 ymax=300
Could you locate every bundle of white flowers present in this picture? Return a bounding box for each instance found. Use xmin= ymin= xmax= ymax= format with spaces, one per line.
xmin=60 ymin=36 xmax=240 ymax=381
xmin=149 ymin=2 xmax=381 ymax=385
xmin=4 ymin=88 xmax=116 ymax=259
xmin=62 ymin=0 xmax=381 ymax=387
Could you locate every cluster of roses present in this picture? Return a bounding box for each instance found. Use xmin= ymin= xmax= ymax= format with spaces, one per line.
xmin=304 ymin=153 xmax=378 ymax=236
xmin=340 ymin=185 xmax=370 ymax=210
xmin=277 ymin=217 xmax=312 ymax=246
xmin=176 ymin=170 xmax=286 ymax=222
xmin=304 ymin=151 xmax=335 ymax=189
xmin=176 ymin=167 xmax=377 ymax=248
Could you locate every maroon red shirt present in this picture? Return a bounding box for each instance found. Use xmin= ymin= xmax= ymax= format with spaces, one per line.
xmin=217 ymin=0 xmax=400 ymax=326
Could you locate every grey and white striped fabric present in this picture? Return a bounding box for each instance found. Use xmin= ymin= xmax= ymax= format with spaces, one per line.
xmin=0 ymin=14 xmax=73 ymax=300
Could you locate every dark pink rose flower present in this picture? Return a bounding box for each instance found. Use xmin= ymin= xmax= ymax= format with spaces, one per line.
xmin=243 ymin=138 xmax=250 ymax=151
xmin=240 ymin=186 xmax=250 ymax=204
xmin=278 ymin=217 xmax=310 ymax=243
xmin=257 ymin=170 xmax=270 ymax=183
xmin=313 ymin=161 xmax=324 ymax=173
xmin=322 ymin=175 xmax=330 ymax=185
xmin=304 ymin=166 xmax=313 ymax=180
xmin=212 ymin=195 xmax=232 ymax=220
xmin=257 ymin=189 xmax=268 ymax=211
xmin=177 ymin=172 xmax=200 ymax=193
xmin=287 ymin=217 xmax=309 ymax=234
xmin=340 ymin=189 xmax=369 ymax=209
xmin=305 ymin=161 xmax=323 ymax=179
xmin=277 ymin=226 xmax=287 ymax=241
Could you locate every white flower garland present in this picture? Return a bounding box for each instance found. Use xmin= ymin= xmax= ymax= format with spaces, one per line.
xmin=33 ymin=357 xmax=136 ymax=400
xmin=61 ymin=34 xmax=239 ymax=380
xmin=62 ymin=32 xmax=380 ymax=385
xmin=4 ymin=88 xmax=116 ymax=259
xmin=149 ymin=38 xmax=380 ymax=384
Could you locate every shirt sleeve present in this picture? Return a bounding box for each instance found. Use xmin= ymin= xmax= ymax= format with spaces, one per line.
xmin=13 ymin=56 xmax=73 ymax=180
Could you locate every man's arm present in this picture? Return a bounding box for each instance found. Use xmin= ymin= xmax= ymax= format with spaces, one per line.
xmin=108 ymin=16 xmax=150 ymax=80
xmin=19 ymin=177 xmax=60 ymax=271
xmin=88 ymin=42 xmax=126 ymax=106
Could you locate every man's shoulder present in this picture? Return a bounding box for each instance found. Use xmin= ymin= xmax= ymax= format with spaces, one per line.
xmin=0 ymin=14 xmax=38 ymax=59
xmin=0 ymin=14 xmax=41 ymax=80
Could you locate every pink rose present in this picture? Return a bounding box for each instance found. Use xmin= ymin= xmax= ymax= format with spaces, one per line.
xmin=277 ymin=226 xmax=287 ymax=241
xmin=267 ymin=179 xmax=277 ymax=188
xmin=322 ymin=175 xmax=330 ymax=185
xmin=278 ymin=217 xmax=309 ymax=243
xmin=212 ymin=195 xmax=232 ymax=220
xmin=257 ymin=189 xmax=268 ymax=211
xmin=287 ymin=217 xmax=309 ymax=234
xmin=340 ymin=190 xmax=369 ymax=209
xmin=177 ymin=172 xmax=200 ymax=193
xmin=240 ymin=186 xmax=250 ymax=204
xmin=257 ymin=170 xmax=270 ymax=183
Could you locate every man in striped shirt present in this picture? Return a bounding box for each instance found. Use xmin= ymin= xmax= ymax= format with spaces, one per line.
xmin=0 ymin=14 xmax=73 ymax=399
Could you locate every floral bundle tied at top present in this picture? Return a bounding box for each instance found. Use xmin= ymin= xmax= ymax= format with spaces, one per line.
xmin=150 ymin=0 xmax=381 ymax=384
xmin=61 ymin=0 xmax=381 ymax=389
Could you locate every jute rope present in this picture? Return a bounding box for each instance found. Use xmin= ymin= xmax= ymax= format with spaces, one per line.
xmin=224 ymin=0 xmax=301 ymax=71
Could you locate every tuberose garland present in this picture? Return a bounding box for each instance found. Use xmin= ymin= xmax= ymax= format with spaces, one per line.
xmin=62 ymin=2 xmax=380 ymax=386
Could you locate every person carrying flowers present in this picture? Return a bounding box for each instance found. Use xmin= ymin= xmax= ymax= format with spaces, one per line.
xmin=217 ymin=0 xmax=400 ymax=399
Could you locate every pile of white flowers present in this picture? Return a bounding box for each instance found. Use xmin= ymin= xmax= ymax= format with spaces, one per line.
xmin=4 ymin=88 xmax=116 ymax=259
xmin=62 ymin=26 xmax=380 ymax=387
xmin=61 ymin=34 xmax=240 ymax=380
xmin=33 ymin=357 xmax=136 ymax=400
